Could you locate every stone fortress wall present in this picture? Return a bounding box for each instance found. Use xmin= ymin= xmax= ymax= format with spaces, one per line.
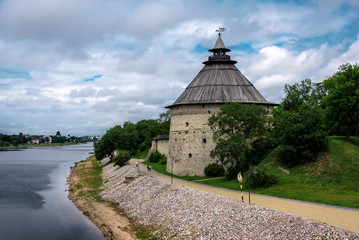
xmin=150 ymin=137 xmax=169 ymax=158
xmin=166 ymin=103 xmax=222 ymax=176
xmin=165 ymin=104 xmax=274 ymax=176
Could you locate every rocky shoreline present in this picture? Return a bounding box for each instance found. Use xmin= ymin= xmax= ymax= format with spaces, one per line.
xmin=100 ymin=159 xmax=359 ymax=240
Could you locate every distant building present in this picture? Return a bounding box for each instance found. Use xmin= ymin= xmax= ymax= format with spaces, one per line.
xmin=161 ymin=33 xmax=277 ymax=176
xmin=56 ymin=131 xmax=61 ymax=137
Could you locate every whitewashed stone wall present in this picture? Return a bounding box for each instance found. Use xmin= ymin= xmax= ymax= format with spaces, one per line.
xmin=167 ymin=104 xmax=222 ymax=176
xmin=151 ymin=139 xmax=169 ymax=158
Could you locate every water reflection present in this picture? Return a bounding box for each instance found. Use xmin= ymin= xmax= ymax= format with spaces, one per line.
xmin=0 ymin=164 xmax=54 ymax=208
xmin=0 ymin=143 xmax=105 ymax=240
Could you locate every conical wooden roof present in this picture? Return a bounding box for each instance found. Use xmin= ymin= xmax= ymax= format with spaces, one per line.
xmin=167 ymin=35 xmax=277 ymax=108
xmin=209 ymin=34 xmax=230 ymax=53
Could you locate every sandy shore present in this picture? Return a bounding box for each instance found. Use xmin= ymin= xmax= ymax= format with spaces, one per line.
xmin=67 ymin=156 xmax=137 ymax=240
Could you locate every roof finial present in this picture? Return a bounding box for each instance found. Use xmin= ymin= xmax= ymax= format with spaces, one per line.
xmin=215 ymin=26 xmax=226 ymax=36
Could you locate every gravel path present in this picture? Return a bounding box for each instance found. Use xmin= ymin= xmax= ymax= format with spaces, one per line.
xmin=100 ymin=161 xmax=359 ymax=240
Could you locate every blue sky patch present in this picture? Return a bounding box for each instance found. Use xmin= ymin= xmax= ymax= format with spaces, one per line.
xmin=0 ymin=68 xmax=32 ymax=79
xmin=229 ymin=43 xmax=255 ymax=54
xmin=194 ymin=44 xmax=208 ymax=53
xmin=83 ymin=74 xmax=103 ymax=82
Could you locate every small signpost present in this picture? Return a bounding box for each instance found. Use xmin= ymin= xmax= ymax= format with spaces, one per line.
xmin=237 ymin=172 xmax=244 ymax=203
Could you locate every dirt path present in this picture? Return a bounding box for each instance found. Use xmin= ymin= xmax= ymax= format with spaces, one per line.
xmin=131 ymin=159 xmax=359 ymax=233
xmin=68 ymin=157 xmax=137 ymax=240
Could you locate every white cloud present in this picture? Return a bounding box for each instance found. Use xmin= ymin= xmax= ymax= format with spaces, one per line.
xmin=0 ymin=0 xmax=358 ymax=136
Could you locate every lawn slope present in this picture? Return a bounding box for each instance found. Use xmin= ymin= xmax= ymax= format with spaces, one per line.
xmin=146 ymin=136 xmax=359 ymax=209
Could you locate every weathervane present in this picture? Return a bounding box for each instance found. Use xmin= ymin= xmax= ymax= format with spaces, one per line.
xmin=215 ymin=26 xmax=226 ymax=36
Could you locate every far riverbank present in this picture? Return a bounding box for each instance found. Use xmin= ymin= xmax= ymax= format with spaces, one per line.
xmin=0 ymin=142 xmax=85 ymax=150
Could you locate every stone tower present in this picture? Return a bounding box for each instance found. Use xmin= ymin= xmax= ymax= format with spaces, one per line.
xmin=166 ymin=33 xmax=276 ymax=176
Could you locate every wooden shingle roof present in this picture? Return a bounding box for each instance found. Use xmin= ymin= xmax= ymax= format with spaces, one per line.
xmin=167 ymin=35 xmax=277 ymax=108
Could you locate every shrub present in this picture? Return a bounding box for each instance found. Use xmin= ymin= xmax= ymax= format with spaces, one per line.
xmin=204 ymin=163 xmax=225 ymax=177
xmin=149 ymin=151 xmax=163 ymax=163
xmin=246 ymin=167 xmax=278 ymax=188
xmin=159 ymin=156 xmax=167 ymax=165
xmin=225 ymin=165 xmax=241 ymax=180
xmin=112 ymin=150 xmax=130 ymax=167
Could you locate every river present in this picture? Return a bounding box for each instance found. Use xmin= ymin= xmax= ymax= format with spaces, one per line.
xmin=0 ymin=143 xmax=105 ymax=240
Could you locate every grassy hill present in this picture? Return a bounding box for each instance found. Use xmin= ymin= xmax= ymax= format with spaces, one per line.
xmin=144 ymin=136 xmax=359 ymax=209
xmin=198 ymin=136 xmax=359 ymax=209
xmin=247 ymin=136 xmax=359 ymax=208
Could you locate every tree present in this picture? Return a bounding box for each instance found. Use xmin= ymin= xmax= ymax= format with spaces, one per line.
xmin=94 ymin=125 xmax=123 ymax=160
xmin=322 ymin=63 xmax=359 ymax=139
xmin=273 ymin=106 xmax=327 ymax=166
xmin=273 ymin=79 xmax=328 ymax=166
xmin=158 ymin=110 xmax=170 ymax=133
xmin=208 ymin=102 xmax=269 ymax=169
xmin=120 ymin=122 xmax=139 ymax=154
xmin=112 ymin=150 xmax=131 ymax=167
xmin=281 ymin=79 xmax=325 ymax=112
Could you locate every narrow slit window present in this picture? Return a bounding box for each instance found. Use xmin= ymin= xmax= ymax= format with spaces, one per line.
xmin=203 ymin=138 xmax=207 ymax=143
xmin=185 ymin=122 xmax=189 ymax=127
xmin=189 ymin=153 xmax=192 ymax=158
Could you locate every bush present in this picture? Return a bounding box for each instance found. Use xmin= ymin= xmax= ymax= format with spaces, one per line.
xmin=225 ymin=165 xmax=241 ymax=180
xmin=149 ymin=151 xmax=164 ymax=163
xmin=159 ymin=156 xmax=167 ymax=165
xmin=112 ymin=150 xmax=130 ymax=167
xmin=204 ymin=163 xmax=225 ymax=177
xmin=246 ymin=167 xmax=278 ymax=188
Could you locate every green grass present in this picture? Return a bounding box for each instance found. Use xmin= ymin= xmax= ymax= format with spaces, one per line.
xmin=144 ymin=136 xmax=359 ymax=209
xmin=75 ymin=156 xmax=103 ymax=201
xmin=132 ymin=149 xmax=149 ymax=159
xmin=206 ymin=136 xmax=359 ymax=208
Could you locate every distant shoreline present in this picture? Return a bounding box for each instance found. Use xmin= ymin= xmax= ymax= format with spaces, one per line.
xmin=0 ymin=142 xmax=86 ymax=150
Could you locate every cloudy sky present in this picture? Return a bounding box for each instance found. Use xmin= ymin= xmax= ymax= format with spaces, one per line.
xmin=0 ymin=0 xmax=358 ymax=136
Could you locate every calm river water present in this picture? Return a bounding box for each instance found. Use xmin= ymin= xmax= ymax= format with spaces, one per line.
xmin=0 ymin=143 xmax=105 ymax=240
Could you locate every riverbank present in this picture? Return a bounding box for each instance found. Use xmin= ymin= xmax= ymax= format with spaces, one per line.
xmin=0 ymin=142 xmax=84 ymax=150
xmin=67 ymin=156 xmax=137 ymax=240
xmin=69 ymin=156 xmax=359 ymax=239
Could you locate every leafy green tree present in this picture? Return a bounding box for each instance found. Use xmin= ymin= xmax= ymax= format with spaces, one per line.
xmin=208 ymin=102 xmax=269 ymax=169
xmin=281 ymin=79 xmax=325 ymax=111
xmin=120 ymin=122 xmax=139 ymax=154
xmin=112 ymin=150 xmax=131 ymax=167
xmin=135 ymin=119 xmax=160 ymax=151
xmin=94 ymin=125 xmax=123 ymax=160
xmin=158 ymin=110 xmax=170 ymax=133
xmin=94 ymin=111 xmax=170 ymax=160
xmin=322 ymin=63 xmax=359 ymax=139
xmin=273 ymin=79 xmax=328 ymax=166
xmin=135 ymin=111 xmax=170 ymax=152
xmin=274 ymin=106 xmax=327 ymax=166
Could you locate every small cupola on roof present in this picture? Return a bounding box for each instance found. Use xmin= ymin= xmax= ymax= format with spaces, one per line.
xmin=167 ymin=32 xmax=277 ymax=108
xmin=204 ymin=33 xmax=237 ymax=65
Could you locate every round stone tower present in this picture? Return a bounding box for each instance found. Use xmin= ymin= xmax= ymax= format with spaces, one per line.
xmin=166 ymin=34 xmax=277 ymax=176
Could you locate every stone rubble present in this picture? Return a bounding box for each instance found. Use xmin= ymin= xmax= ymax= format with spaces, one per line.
xmin=100 ymin=161 xmax=359 ymax=240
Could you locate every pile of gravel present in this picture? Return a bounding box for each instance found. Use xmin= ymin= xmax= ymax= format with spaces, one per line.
xmin=100 ymin=161 xmax=359 ymax=240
